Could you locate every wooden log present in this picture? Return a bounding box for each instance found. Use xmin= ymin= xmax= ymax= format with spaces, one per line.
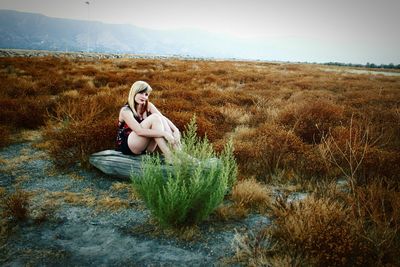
xmin=89 ymin=150 xmax=221 ymax=179
xmin=89 ymin=150 xmax=154 ymax=178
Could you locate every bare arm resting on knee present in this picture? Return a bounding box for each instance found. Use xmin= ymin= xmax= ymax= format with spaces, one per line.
xmin=148 ymin=102 xmax=181 ymax=143
xmin=119 ymin=106 xmax=173 ymax=141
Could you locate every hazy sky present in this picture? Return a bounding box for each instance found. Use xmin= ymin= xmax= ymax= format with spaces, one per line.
xmin=1 ymin=0 xmax=399 ymax=64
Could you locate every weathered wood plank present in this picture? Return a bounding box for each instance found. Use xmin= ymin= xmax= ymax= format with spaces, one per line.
xmin=90 ymin=150 xmax=221 ymax=179
xmin=89 ymin=150 xmax=154 ymax=178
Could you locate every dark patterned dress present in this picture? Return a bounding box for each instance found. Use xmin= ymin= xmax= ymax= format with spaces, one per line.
xmin=116 ymin=104 xmax=149 ymax=155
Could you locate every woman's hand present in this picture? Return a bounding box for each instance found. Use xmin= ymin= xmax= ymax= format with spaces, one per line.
xmin=164 ymin=132 xmax=176 ymax=144
xmin=172 ymin=130 xmax=181 ymax=144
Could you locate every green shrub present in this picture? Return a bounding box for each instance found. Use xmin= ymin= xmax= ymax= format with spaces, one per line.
xmin=131 ymin=118 xmax=237 ymax=228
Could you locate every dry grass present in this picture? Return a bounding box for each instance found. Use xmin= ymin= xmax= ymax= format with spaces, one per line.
xmin=96 ymin=196 xmax=129 ymax=211
xmin=1 ymin=56 xmax=398 ymax=181
xmin=278 ymin=99 xmax=345 ymax=144
xmin=42 ymin=190 xmax=130 ymax=212
xmin=1 ymin=55 xmax=400 ymax=265
xmin=213 ymin=203 xmax=249 ymax=221
xmin=2 ymin=189 xmax=30 ymax=221
xmin=233 ymin=123 xmax=304 ymax=181
xmin=232 ymin=182 xmax=400 ymax=266
xmin=230 ymin=178 xmax=272 ymax=213
xmin=214 ymin=178 xmax=272 ymax=222
xmin=268 ymin=195 xmax=367 ymax=266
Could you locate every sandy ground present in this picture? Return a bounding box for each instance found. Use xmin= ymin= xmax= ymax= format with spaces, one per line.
xmin=0 ymin=132 xmax=270 ymax=266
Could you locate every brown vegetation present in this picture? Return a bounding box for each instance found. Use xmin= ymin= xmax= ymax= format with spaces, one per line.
xmin=233 ymin=181 xmax=400 ymax=266
xmin=1 ymin=55 xmax=399 ymax=265
xmin=1 ymin=189 xmax=30 ymax=222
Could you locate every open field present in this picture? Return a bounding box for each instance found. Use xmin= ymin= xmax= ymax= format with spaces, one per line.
xmin=1 ymin=53 xmax=399 ymax=266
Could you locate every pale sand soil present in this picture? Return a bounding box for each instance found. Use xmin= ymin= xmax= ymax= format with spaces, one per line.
xmin=0 ymin=132 xmax=270 ymax=266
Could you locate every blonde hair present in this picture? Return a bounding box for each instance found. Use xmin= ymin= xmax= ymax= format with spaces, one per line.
xmin=127 ymin=81 xmax=153 ymax=117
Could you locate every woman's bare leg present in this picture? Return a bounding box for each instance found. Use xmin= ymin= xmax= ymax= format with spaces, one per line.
xmin=127 ymin=114 xmax=173 ymax=160
xmin=160 ymin=115 xmax=181 ymax=150
xmin=145 ymin=139 xmax=158 ymax=153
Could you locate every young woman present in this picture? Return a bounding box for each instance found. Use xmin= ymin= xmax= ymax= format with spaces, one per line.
xmin=116 ymin=81 xmax=181 ymax=161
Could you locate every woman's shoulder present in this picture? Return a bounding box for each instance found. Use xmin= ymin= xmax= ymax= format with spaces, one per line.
xmin=147 ymin=102 xmax=158 ymax=112
xmin=120 ymin=104 xmax=132 ymax=112
xmin=119 ymin=105 xmax=133 ymax=119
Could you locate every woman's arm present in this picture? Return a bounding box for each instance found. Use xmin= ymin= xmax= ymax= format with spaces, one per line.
xmin=148 ymin=103 xmax=180 ymax=133
xmin=120 ymin=107 xmax=168 ymax=138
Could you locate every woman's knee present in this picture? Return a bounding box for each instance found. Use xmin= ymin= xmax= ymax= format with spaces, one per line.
xmin=148 ymin=114 xmax=164 ymax=127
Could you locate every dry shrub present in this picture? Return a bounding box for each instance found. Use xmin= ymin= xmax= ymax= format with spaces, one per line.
xmin=46 ymin=115 xmax=115 ymax=168
xmin=199 ymin=106 xmax=233 ymax=139
xmin=234 ymin=123 xmax=304 ymax=181
xmin=1 ymin=189 xmax=30 ymax=222
xmin=202 ymin=74 xmax=222 ymax=84
xmin=213 ymin=203 xmax=249 ymax=221
xmin=0 ymin=125 xmax=13 ymax=148
xmin=219 ymin=104 xmax=251 ymax=125
xmin=231 ymin=178 xmax=271 ymax=213
xmin=162 ymin=111 xmax=193 ymax=132
xmin=249 ymin=98 xmax=281 ymax=126
xmin=114 ymin=60 xmax=133 ymax=69
xmin=322 ymin=125 xmax=400 ymax=185
xmin=299 ymin=145 xmax=334 ymax=179
xmin=267 ymin=195 xmax=368 ymax=266
xmin=0 ymin=96 xmax=55 ymax=129
xmin=134 ymin=60 xmax=160 ymax=70
xmin=278 ymin=100 xmax=344 ymax=143
xmin=160 ymin=90 xmax=203 ymax=102
xmin=233 ymin=72 xmax=266 ymax=84
xmin=163 ymin=111 xmax=219 ymax=141
xmin=72 ymin=77 xmax=91 ymax=90
xmin=35 ymin=74 xmax=75 ymax=95
xmin=230 ymin=230 xmax=273 ymax=266
xmin=0 ymin=76 xmax=41 ymax=98
xmin=154 ymin=99 xmax=193 ymax=112
xmin=93 ymin=72 xmax=121 ymax=88
xmin=44 ymin=93 xmax=119 ymax=168
xmin=93 ymin=73 xmax=111 ymax=88
xmin=305 ymin=180 xmax=400 ymax=266
xmin=350 ymin=182 xmax=400 ymax=265
xmin=359 ymin=146 xmax=400 ymax=183
xmin=191 ymin=115 xmax=220 ymax=141
xmin=75 ymin=66 xmax=98 ymax=76
xmin=61 ymin=89 xmax=80 ymax=98
xmin=188 ymin=87 xmax=256 ymax=108
xmin=117 ymin=70 xmax=138 ymax=86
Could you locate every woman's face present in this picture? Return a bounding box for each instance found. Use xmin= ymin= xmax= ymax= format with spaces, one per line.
xmin=135 ymin=91 xmax=150 ymax=105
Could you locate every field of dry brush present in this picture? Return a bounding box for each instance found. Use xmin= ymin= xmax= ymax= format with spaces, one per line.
xmin=1 ymin=55 xmax=399 ymax=265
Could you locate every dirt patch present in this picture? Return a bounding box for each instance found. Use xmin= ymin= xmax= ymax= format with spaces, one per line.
xmin=0 ymin=133 xmax=270 ymax=266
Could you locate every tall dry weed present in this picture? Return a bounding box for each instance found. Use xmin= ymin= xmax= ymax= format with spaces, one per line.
xmin=320 ymin=119 xmax=399 ymax=187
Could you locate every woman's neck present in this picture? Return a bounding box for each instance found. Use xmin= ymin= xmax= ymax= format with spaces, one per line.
xmin=136 ymin=104 xmax=145 ymax=116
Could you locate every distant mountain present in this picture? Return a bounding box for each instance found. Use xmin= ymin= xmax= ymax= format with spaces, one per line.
xmin=0 ymin=9 xmax=271 ymax=59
